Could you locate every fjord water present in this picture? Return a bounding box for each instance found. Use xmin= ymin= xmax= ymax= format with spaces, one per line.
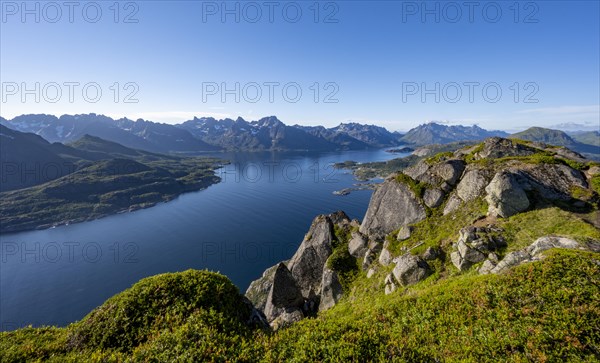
xmin=0 ymin=148 xmax=405 ymax=330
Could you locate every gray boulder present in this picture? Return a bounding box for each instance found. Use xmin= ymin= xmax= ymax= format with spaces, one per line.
xmin=525 ymin=236 xmax=582 ymax=256
xmin=443 ymin=194 xmax=463 ymax=215
xmin=288 ymin=214 xmax=337 ymax=297
xmin=397 ymin=226 xmax=412 ymax=241
xmin=422 ymin=246 xmax=441 ymax=261
xmin=378 ymin=240 xmax=394 ymax=266
xmin=451 ymin=227 xmax=506 ymax=271
xmin=487 ymin=236 xmax=583 ymax=274
xmin=263 ymin=263 xmax=304 ymax=323
xmin=392 ymin=254 xmax=432 ymax=286
xmin=319 ymin=267 xmax=344 ymax=311
xmin=348 ymin=231 xmax=368 ymax=259
xmin=520 ymin=164 xmax=588 ymax=200
xmin=485 ymin=172 xmax=530 ymax=218
xmin=489 ymin=251 xmax=532 ymax=274
xmin=423 ymin=188 xmax=445 ymax=208
xmin=384 ymin=273 xmax=398 ymax=295
xmin=360 ymin=177 xmax=427 ymax=239
xmin=456 ymin=168 xmax=490 ymax=202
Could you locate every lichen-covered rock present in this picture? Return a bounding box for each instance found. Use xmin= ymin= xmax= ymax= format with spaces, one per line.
xmin=362 ymin=240 xmax=383 ymax=270
xmin=392 ymin=254 xmax=432 ymax=286
xmin=397 ymin=226 xmax=412 ymax=241
xmin=360 ymin=177 xmax=427 ymax=239
xmin=384 ymin=273 xmax=398 ymax=295
xmin=473 ymin=137 xmax=538 ymax=160
xmin=489 ymin=251 xmax=532 ymax=274
xmin=519 ymin=164 xmax=588 ymax=200
xmin=451 ymin=227 xmax=506 ymax=271
xmin=525 ymin=236 xmax=582 ymax=256
xmin=288 ymin=214 xmax=337 ymax=297
xmin=443 ymin=194 xmax=463 ymax=215
xmin=405 ymin=159 xmax=465 ymax=187
xmin=348 ymin=231 xmax=368 ymax=259
xmin=318 ymin=267 xmax=343 ymax=311
xmin=485 ymin=172 xmax=530 ymax=218
xmin=456 ymin=167 xmax=490 ymax=202
xmin=487 ymin=236 xmax=583 ymax=274
xmin=378 ymin=241 xmax=394 ymax=266
xmin=263 ymin=263 xmax=304 ymax=323
xmin=423 ymin=188 xmax=445 ymax=208
xmin=422 ymin=246 xmax=441 ymax=261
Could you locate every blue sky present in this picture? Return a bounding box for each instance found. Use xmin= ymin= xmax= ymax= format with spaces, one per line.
xmin=1 ymin=0 xmax=598 ymax=131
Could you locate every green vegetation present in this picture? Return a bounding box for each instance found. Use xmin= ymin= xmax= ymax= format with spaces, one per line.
xmin=395 ymin=173 xmax=430 ymax=198
xmin=591 ymin=174 xmax=600 ymax=195
xmin=5 ymin=250 xmax=597 ymax=362
xmin=265 ymin=249 xmax=599 ymax=362
xmin=387 ymin=198 xmax=488 ymax=256
xmin=0 ymin=156 xmax=221 ymax=233
xmin=329 ymin=225 xmax=360 ymax=291
xmin=498 ymin=207 xmax=600 ymax=252
xmin=424 ymin=151 xmax=454 ymax=165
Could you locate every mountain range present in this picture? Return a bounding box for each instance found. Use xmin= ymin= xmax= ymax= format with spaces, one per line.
xmin=1 ymin=114 xmax=598 ymax=156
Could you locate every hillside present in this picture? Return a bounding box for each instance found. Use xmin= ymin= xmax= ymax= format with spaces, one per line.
xmin=511 ymin=127 xmax=599 ymax=158
xmin=2 ymin=138 xmax=599 ymax=361
xmin=0 ymin=129 xmax=222 ymax=233
xmin=571 ymin=131 xmax=600 ymax=147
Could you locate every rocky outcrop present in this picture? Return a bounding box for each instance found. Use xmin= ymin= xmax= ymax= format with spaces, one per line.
xmin=518 ymin=164 xmax=588 ymax=201
xmin=423 ymin=188 xmax=445 ymax=208
xmin=392 ymin=254 xmax=432 ymax=286
xmin=456 ymin=167 xmax=491 ymax=202
xmin=247 ymin=211 xmax=352 ymax=327
xmin=263 ymin=263 xmax=304 ymax=324
xmin=404 ymin=159 xmax=465 ymax=187
xmin=482 ymin=236 xmax=584 ymax=274
xmin=450 ymin=226 xmax=506 ymax=271
xmin=485 ymin=172 xmax=530 ymax=218
xmin=287 ymin=213 xmax=343 ymax=297
xmin=471 ymin=137 xmax=538 ymax=160
xmin=245 ymin=263 xmax=280 ymax=312
xmin=359 ymin=176 xmax=427 ymax=239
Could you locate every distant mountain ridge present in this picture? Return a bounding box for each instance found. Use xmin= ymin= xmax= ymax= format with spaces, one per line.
xmin=399 ymin=123 xmax=509 ymax=145
xmin=510 ymin=127 xmax=599 ymax=157
xmin=3 ymin=114 xmax=596 ymax=154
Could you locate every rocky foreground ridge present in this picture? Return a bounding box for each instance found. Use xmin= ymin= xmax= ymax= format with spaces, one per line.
xmin=246 ymin=137 xmax=600 ymax=328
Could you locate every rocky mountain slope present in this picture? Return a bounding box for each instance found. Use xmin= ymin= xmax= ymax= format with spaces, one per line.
xmin=246 ymin=137 xmax=600 ymax=328
xmin=2 ymin=137 xmax=599 ymax=361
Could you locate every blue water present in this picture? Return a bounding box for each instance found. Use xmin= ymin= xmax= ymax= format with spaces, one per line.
xmin=0 ymin=148 xmax=405 ymax=331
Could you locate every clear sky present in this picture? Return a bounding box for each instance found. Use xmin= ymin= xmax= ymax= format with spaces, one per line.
xmin=1 ymin=0 xmax=599 ymax=131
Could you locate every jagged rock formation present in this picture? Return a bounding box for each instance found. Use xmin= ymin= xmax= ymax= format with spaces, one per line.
xmin=246 ymin=211 xmax=353 ymax=328
xmin=450 ymin=226 xmax=506 ymax=271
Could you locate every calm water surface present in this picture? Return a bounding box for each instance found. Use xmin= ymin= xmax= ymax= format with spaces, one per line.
xmin=0 ymin=148 xmax=406 ymax=330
